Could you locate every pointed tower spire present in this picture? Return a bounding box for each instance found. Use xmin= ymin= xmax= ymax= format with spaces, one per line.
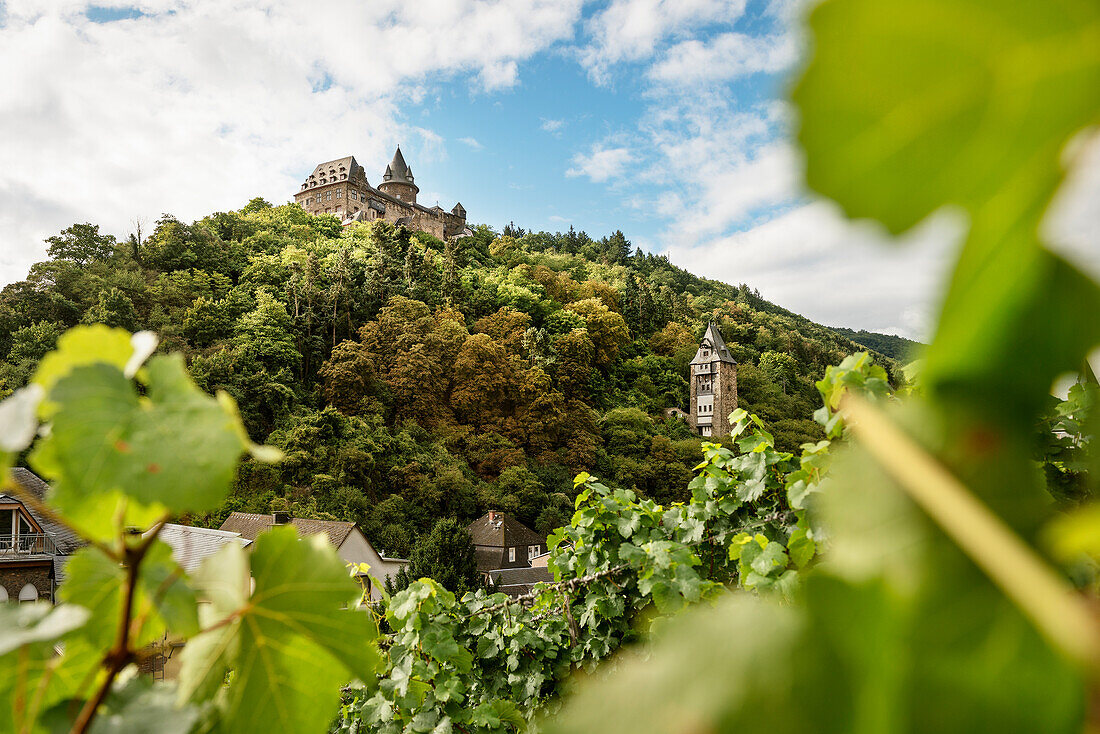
xmin=377 ymin=145 xmax=419 ymax=203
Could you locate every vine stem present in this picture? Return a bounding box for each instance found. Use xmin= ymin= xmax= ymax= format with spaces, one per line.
xmin=841 ymin=393 xmax=1100 ymax=670
xmin=70 ymin=515 xmax=170 ymax=734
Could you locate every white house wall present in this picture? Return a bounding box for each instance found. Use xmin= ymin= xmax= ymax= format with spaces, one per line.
xmin=338 ymin=529 xmax=408 ymax=601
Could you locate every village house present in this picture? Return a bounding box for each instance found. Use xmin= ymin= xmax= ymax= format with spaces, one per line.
xmin=0 ymin=468 xmax=81 ymax=604
xmin=219 ymin=511 xmax=407 ymax=601
xmin=468 ymin=511 xmax=552 ymax=597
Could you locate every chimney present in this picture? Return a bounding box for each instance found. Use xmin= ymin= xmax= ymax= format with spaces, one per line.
xmin=488 ymin=511 xmax=497 ymax=523
xmin=273 ymin=511 xmax=291 ymax=525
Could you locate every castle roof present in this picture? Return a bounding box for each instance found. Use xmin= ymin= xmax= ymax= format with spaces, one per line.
xmin=302 ymin=156 xmax=366 ymax=188
xmin=690 ymin=321 xmax=735 ymax=365
xmin=381 ymin=146 xmax=417 ymax=190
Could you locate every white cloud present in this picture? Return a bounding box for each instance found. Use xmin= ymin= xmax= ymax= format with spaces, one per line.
xmin=647 ymin=31 xmax=797 ymax=85
xmin=580 ymin=0 xmax=748 ymax=84
xmin=0 ymin=0 xmax=583 ymax=287
xmin=566 ymin=145 xmax=635 ymax=183
xmin=541 ymin=118 xmax=565 ymax=133
xmin=1044 ymin=131 xmax=1100 ymax=281
xmin=458 ymin=136 xmax=484 ymax=151
xmin=665 ymin=201 xmax=962 ymax=340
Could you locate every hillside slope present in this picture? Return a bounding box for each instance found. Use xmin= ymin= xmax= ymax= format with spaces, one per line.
xmin=830 ymin=326 xmax=920 ymax=361
xmin=0 ymin=202 xmax=899 ymax=551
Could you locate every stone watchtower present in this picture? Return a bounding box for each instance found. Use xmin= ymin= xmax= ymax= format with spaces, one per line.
xmin=376 ymin=146 xmax=419 ymax=204
xmin=689 ymin=321 xmax=738 ymax=437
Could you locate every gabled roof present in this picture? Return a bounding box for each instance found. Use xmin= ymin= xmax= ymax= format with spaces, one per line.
xmin=468 ymin=513 xmax=545 ymax=548
xmin=690 ymin=321 xmax=736 ymax=365
xmin=6 ymin=468 xmax=82 ymax=555
xmin=157 ymin=523 xmax=252 ymax=573
xmin=218 ymin=512 xmax=356 ymax=549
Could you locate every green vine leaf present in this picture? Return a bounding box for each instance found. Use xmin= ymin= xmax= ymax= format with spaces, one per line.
xmin=179 ymin=527 xmax=381 ymax=734
xmin=793 ymin=0 xmax=1100 ymax=235
xmin=60 ymin=542 xmax=199 ymax=649
xmin=30 ymin=355 xmax=252 ymax=536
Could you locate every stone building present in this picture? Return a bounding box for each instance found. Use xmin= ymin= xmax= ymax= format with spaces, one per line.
xmin=294 ymin=147 xmax=469 ymax=239
xmin=689 ymin=322 xmax=739 ymax=437
xmin=0 ymin=468 xmax=81 ymax=604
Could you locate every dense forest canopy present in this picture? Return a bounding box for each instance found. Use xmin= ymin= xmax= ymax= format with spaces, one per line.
xmin=0 ymin=205 xmax=900 ymax=553
xmin=828 ymin=326 xmax=920 ymax=360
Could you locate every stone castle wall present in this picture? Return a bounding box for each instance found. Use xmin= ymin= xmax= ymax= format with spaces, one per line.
xmin=294 ymin=181 xmax=464 ymax=239
xmin=712 ymin=363 xmax=739 ymax=437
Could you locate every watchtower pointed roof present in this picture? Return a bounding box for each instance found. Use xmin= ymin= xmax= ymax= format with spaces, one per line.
xmin=690 ymin=321 xmax=735 ymax=365
xmin=382 ymin=146 xmax=415 ymax=186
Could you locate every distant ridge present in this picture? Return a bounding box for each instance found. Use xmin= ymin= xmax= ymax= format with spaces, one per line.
xmin=829 ymin=327 xmax=921 ymax=361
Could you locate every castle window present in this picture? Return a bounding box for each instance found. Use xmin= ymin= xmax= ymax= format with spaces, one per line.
xmin=18 ymin=584 xmax=38 ymax=603
xmin=335 ymin=190 xmax=341 ymax=198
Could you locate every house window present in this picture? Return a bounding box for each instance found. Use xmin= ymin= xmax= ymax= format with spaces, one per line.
xmin=508 ymin=547 xmax=516 ymax=562
xmin=528 ymin=544 xmax=540 ymax=559
xmin=18 ymin=584 xmax=37 ymax=603
xmin=335 ymin=190 xmax=341 ymax=198
xmin=0 ymin=586 xmax=7 ymax=603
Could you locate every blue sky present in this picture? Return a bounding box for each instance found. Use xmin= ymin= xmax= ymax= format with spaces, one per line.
xmin=2 ymin=0 xmax=1097 ymax=339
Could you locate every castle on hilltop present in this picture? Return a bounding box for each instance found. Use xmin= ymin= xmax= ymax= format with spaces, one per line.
xmin=294 ymin=147 xmax=469 ymax=239
xmin=689 ymin=322 xmax=739 ymax=437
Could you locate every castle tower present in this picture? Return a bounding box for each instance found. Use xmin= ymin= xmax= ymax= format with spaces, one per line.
xmin=376 ymin=146 xmax=419 ymax=204
xmin=689 ymin=321 xmax=738 ymax=438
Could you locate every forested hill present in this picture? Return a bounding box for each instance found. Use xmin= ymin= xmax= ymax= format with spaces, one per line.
xmin=829 ymin=326 xmax=920 ymax=361
xmin=0 ymin=201 xmax=900 ymax=554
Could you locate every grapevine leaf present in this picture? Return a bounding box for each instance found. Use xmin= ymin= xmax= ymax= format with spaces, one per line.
xmin=0 ymin=604 xmax=92 ymax=733
xmin=32 ymin=324 xmax=134 ymax=403
xmin=0 ymin=603 xmax=89 ymax=656
xmin=57 ymin=676 xmax=201 ymax=734
xmin=31 ymin=355 xmax=250 ymax=534
xmin=179 ymin=527 xmax=381 ymax=734
xmin=793 ymin=0 xmax=1100 ymax=235
xmin=60 ymin=543 xmax=199 ymax=649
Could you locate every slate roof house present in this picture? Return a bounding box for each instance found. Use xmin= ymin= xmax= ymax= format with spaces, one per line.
xmin=468 ymin=511 xmax=552 ymax=597
xmin=0 ymin=468 xmax=81 ymax=603
xmin=157 ymin=523 xmax=253 ymax=573
xmin=219 ymin=512 xmax=408 ymax=601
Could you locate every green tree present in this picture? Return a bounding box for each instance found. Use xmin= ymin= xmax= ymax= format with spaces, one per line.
xmin=45 ymin=223 xmax=117 ymax=264
xmin=388 ymin=518 xmax=481 ymax=596
xmin=80 ymin=287 xmax=137 ymax=331
xmin=759 ymin=350 xmax=798 ymax=394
